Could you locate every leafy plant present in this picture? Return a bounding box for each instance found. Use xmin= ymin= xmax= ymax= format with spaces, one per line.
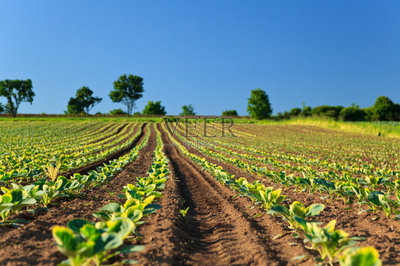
xmin=53 ymin=218 xmax=143 ymax=266
xmin=269 ymin=201 xmax=324 ymax=229
xmin=0 ymin=185 xmax=37 ymax=225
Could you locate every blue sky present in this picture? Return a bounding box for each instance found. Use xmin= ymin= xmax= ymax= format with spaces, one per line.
xmin=1 ymin=1 xmax=399 ymax=115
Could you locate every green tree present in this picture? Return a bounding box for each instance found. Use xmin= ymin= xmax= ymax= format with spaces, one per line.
xmin=180 ymin=104 xmax=196 ymax=116
xmin=109 ymin=74 xmax=144 ymax=115
xmin=339 ymin=106 xmax=367 ymax=121
xmin=371 ymin=96 xmax=400 ymax=121
xmin=142 ymin=100 xmax=166 ymax=115
xmin=66 ymin=86 xmax=102 ymax=115
xmin=109 ymin=108 xmax=127 ymax=115
xmin=222 ymin=110 xmax=238 ymax=116
xmin=289 ymin=107 xmax=301 ymax=117
xmin=66 ymin=97 xmax=84 ymax=114
xmin=247 ymin=88 xmax=272 ymax=119
xmin=0 ymin=79 xmax=35 ymax=117
xmin=0 ymin=103 xmax=4 ymax=114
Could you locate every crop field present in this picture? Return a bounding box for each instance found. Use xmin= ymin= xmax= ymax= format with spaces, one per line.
xmin=0 ymin=118 xmax=398 ymax=265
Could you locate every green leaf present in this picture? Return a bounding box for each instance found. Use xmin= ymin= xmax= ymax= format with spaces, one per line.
xmin=67 ymin=219 xmax=91 ymax=233
xmin=367 ymin=191 xmax=384 ymax=206
xmin=52 ymin=226 xmax=78 ymax=253
xmin=100 ymin=202 xmax=121 ymax=213
xmin=119 ymin=245 xmax=145 ymax=254
xmin=305 ymin=204 xmax=325 ymax=217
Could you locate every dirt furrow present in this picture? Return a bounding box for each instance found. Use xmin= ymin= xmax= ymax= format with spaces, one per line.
xmin=0 ymin=124 xmax=157 ymax=266
xmin=132 ymin=124 xmax=314 ymax=265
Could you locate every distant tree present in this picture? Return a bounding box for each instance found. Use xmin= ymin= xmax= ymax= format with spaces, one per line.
xmin=222 ymin=110 xmax=238 ymax=116
xmin=247 ymin=88 xmax=272 ymax=119
xmin=0 ymin=103 xmax=4 ymax=114
xmin=301 ymin=106 xmax=312 ymax=117
xmin=180 ymin=104 xmax=196 ymax=116
xmin=289 ymin=107 xmax=302 ymax=117
xmin=370 ymin=96 xmax=400 ymax=121
xmin=66 ymin=97 xmax=84 ymax=114
xmin=339 ymin=106 xmax=367 ymax=121
xmin=109 ymin=108 xmax=127 ymax=115
xmin=133 ymin=112 xmax=141 ymax=115
xmin=0 ymin=79 xmax=35 ymax=117
xmin=66 ymin=86 xmax=102 ymax=115
xmin=109 ymin=74 xmax=144 ymax=115
xmin=311 ymin=105 xmax=343 ymax=120
xmin=142 ymin=100 xmax=166 ymax=115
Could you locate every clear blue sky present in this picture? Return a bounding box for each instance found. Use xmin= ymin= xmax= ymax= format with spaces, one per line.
xmin=1 ymin=0 xmax=399 ymax=115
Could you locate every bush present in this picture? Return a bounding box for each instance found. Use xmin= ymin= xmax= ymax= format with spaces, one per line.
xmin=301 ymin=106 xmax=312 ymax=117
xmin=109 ymin=108 xmax=127 ymax=115
xmin=222 ymin=110 xmax=238 ymax=116
xmin=311 ymin=105 xmax=343 ymax=120
xmin=289 ymin=108 xmax=301 ymax=117
xmin=339 ymin=106 xmax=367 ymax=121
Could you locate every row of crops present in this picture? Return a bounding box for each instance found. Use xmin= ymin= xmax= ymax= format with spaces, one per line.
xmin=164 ymin=121 xmax=389 ymax=265
xmin=53 ymin=124 xmax=171 ymax=265
xmin=0 ymin=121 xmax=140 ymax=187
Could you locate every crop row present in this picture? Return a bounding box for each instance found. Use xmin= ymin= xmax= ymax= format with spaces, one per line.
xmin=52 ymin=123 xmax=170 ymax=265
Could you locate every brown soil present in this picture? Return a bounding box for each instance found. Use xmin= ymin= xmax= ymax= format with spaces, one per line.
xmin=167 ymin=124 xmax=400 ymax=264
xmin=128 ymin=124 xmax=316 ymax=265
xmin=0 ymin=124 xmax=157 ymax=266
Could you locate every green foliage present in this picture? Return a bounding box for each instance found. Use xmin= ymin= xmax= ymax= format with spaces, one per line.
xmin=109 ymin=108 xmax=127 ymax=115
xmin=371 ymin=96 xmax=400 ymax=121
xmin=247 ymin=88 xmax=272 ymax=119
xmin=339 ymin=106 xmax=367 ymax=121
xmin=0 ymin=185 xmax=37 ymax=225
xmin=67 ymin=86 xmax=102 ymax=115
xmin=340 ymin=247 xmax=382 ymax=266
xmin=109 ymin=74 xmax=144 ymax=115
xmin=142 ymin=100 xmax=166 ymax=115
xmin=289 ymin=107 xmax=301 ymax=117
xmin=269 ymin=201 xmax=324 ymax=229
xmin=66 ymin=97 xmax=84 ymax=114
xmin=52 ymin=218 xmax=143 ymax=266
xmin=311 ymin=105 xmax=344 ymax=120
xmin=222 ymin=110 xmax=238 ymax=116
xmin=0 ymin=79 xmax=35 ymax=117
xmin=0 ymin=103 xmax=4 ymax=113
xmin=301 ymin=106 xmax=312 ymax=117
xmin=180 ymin=104 xmax=196 ymax=116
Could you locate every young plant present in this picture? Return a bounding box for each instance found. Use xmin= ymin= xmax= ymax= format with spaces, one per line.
xmin=53 ymin=218 xmax=143 ymax=266
xmin=269 ymin=201 xmax=324 ymax=229
xmin=299 ymin=220 xmax=362 ymax=264
xmin=180 ymin=207 xmax=190 ymax=217
xmin=0 ymin=186 xmax=37 ymax=226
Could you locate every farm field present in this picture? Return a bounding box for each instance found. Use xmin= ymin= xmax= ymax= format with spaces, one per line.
xmin=0 ymin=118 xmax=398 ymax=265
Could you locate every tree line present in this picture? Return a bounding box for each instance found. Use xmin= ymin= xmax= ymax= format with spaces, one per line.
xmin=0 ymin=76 xmax=398 ymax=121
